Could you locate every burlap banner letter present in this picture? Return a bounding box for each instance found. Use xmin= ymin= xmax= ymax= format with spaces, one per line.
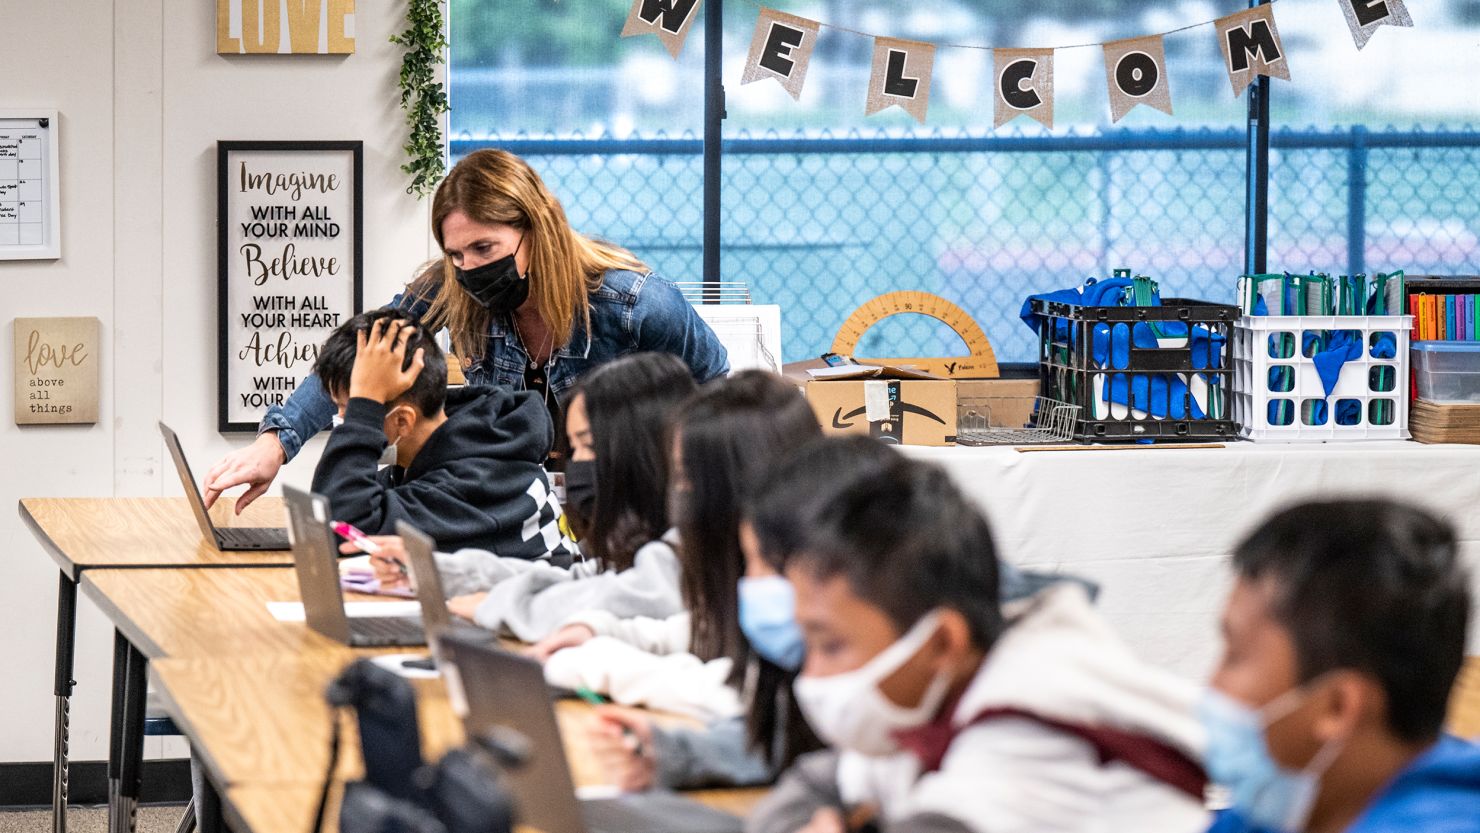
xmin=866 ymin=38 xmax=935 ymax=124
xmin=994 ymin=48 xmax=1055 ymax=129
xmin=1338 ymin=0 xmax=1412 ymax=50
xmin=1216 ymin=5 xmax=1290 ymax=96
xmin=621 ymin=0 xmax=703 ymax=59
xmin=741 ymin=8 xmax=820 ymax=100
xmin=1103 ymin=36 xmax=1172 ymax=123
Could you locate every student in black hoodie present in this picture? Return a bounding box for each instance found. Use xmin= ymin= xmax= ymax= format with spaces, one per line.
xmin=310 ymin=308 xmax=572 ymax=559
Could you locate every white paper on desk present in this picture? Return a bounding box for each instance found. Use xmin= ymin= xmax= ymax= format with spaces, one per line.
xmin=266 ymin=601 xmax=423 ymax=622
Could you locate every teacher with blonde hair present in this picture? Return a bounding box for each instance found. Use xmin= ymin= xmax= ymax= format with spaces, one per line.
xmin=206 ymin=148 xmax=728 ymax=510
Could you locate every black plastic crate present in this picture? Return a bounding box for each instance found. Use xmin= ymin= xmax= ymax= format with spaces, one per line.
xmin=1033 ymin=297 xmax=1242 ymax=441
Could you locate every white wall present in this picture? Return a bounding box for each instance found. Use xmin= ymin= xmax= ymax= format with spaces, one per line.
xmin=0 ymin=0 xmax=434 ymax=763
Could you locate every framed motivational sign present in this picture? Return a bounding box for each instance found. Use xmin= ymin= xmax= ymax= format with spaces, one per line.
xmin=218 ymin=140 xmax=363 ymax=432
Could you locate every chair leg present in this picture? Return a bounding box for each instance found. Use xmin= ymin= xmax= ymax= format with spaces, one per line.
xmin=173 ymin=801 xmax=196 ymax=833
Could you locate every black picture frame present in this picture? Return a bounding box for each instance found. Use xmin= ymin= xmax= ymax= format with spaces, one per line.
xmin=217 ymin=140 xmax=364 ymax=433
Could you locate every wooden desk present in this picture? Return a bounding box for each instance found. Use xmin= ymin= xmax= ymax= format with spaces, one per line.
xmin=77 ymin=566 xmax=404 ymax=833
xmin=20 ymin=496 xmax=292 ymax=833
xmin=21 ymin=496 xmax=291 ymax=580
xmin=1451 ymin=657 xmax=1480 ymax=739
xmin=80 ymin=567 xmax=341 ymax=659
xmin=154 ymin=650 xmax=766 ymax=833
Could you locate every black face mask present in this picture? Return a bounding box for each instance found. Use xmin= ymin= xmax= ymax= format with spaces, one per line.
xmin=563 ymin=460 xmax=598 ymax=538
xmin=454 ymin=237 xmax=528 ymax=312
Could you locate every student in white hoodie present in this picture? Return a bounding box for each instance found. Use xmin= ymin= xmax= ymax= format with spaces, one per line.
xmin=353 ymin=352 xmax=696 ymax=641
xmin=529 ymin=370 xmax=827 ymax=789
xmin=744 ymin=437 xmax=1210 ymax=833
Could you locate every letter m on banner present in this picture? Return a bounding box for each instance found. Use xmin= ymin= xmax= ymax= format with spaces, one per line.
xmin=1215 ymin=5 xmax=1290 ymax=96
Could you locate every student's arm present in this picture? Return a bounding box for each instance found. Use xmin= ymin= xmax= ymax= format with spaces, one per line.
xmin=745 ymin=751 xmax=846 ymax=833
xmin=309 ymin=397 xmax=406 ymax=531
xmin=557 ymin=610 xmax=691 ymax=655
xmin=649 ymin=716 xmax=775 ymax=790
xmin=432 ymin=547 xmax=561 ymax=597
xmin=471 ymin=538 xmax=685 ymax=642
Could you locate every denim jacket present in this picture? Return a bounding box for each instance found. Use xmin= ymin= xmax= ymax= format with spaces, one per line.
xmin=259 ymin=269 xmax=730 ymax=460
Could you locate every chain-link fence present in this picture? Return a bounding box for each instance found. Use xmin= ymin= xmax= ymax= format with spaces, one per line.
xmin=454 ymin=127 xmax=1480 ymax=364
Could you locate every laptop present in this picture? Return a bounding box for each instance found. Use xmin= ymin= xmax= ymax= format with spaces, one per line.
xmin=436 ymin=630 xmax=744 ymax=833
xmin=397 ymin=520 xmax=456 ymax=653
xmin=284 ymin=485 xmax=425 ymax=648
xmin=159 ymin=421 xmax=290 ymax=551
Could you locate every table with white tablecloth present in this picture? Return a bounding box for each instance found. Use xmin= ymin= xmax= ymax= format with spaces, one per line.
xmin=901 ymin=441 xmax=1480 ymax=680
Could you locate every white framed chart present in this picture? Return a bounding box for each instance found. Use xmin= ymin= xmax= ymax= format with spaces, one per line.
xmin=0 ymin=110 xmax=60 ymax=260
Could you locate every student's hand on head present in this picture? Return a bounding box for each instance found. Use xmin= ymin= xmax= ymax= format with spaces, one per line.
xmin=446 ymin=592 xmax=488 ymax=622
xmin=348 ymin=318 xmax=425 ymax=404
xmin=524 ymin=624 xmax=596 ymax=661
xmin=337 ymin=536 xmax=409 ymax=587
xmin=797 ymin=808 xmax=846 ymax=833
xmin=202 ymin=432 xmax=287 ymax=513
xmin=588 ymin=708 xmax=657 ymax=792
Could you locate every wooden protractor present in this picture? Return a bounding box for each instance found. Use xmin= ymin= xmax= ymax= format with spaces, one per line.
xmin=831 ymin=291 xmax=999 ymax=379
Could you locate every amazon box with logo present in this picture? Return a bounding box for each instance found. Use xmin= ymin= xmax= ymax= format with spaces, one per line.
xmin=799 ymin=364 xmax=957 ymax=447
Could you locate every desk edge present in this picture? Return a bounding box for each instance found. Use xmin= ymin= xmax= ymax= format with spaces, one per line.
xmin=19 ymin=498 xmax=80 ymax=581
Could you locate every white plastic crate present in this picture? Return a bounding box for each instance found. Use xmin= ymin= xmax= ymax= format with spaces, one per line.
xmin=1232 ymin=315 xmax=1411 ymax=442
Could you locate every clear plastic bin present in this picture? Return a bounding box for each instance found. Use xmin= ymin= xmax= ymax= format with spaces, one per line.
xmin=1412 ymin=341 xmax=1480 ymax=404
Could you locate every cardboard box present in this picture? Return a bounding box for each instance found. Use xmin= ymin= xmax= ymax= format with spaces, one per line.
xmin=799 ymin=364 xmax=957 ymax=447
xmin=956 ymin=378 xmax=1041 ymax=430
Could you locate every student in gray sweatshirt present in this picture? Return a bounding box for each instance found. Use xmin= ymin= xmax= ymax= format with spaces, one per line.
xmin=533 ymin=371 xmax=828 ymax=790
xmin=357 ymin=352 xmax=696 ymax=641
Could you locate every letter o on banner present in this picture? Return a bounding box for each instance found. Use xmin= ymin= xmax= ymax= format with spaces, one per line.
xmin=1115 ymin=51 xmax=1159 ymax=98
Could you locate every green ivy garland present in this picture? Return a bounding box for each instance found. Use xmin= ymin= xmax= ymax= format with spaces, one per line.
xmin=390 ymin=0 xmax=451 ymax=197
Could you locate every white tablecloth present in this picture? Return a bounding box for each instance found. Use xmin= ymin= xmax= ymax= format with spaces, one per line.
xmin=902 ymin=441 xmax=1480 ymax=680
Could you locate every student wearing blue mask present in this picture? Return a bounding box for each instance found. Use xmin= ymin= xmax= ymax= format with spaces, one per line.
xmin=746 ymin=437 xmax=1208 ymax=833
xmin=1201 ymin=499 xmax=1478 ymax=833
xmin=530 ymin=371 xmax=826 ymax=790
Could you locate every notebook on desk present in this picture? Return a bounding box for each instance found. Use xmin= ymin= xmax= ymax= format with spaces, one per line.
xmin=436 ymin=630 xmax=744 ymax=833
xmin=283 ymin=486 xmax=425 ymax=648
xmin=159 ymin=421 xmax=290 ymax=551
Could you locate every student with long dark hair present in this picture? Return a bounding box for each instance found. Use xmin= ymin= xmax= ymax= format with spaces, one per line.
xmin=358 ymin=352 xmax=696 ymax=642
xmin=530 ymin=371 xmax=825 ymax=789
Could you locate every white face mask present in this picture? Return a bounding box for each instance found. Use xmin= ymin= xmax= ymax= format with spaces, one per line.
xmin=793 ymin=610 xmax=954 ymax=757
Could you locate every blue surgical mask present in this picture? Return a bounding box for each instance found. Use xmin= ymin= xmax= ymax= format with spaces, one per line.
xmin=1198 ymin=686 xmax=1346 ymax=833
xmin=737 ymin=576 xmax=804 ymax=671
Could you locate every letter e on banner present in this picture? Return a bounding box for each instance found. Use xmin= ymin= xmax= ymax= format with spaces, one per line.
xmin=1338 ymin=0 xmax=1412 ymax=50
xmin=742 ymin=8 xmax=821 ymax=100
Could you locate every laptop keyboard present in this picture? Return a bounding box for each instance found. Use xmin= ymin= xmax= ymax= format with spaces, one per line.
xmin=219 ymin=526 xmax=290 ymax=548
xmin=352 ymin=616 xmax=424 ymax=644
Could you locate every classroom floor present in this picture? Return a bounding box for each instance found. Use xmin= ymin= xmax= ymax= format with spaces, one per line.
xmin=0 ymin=805 xmax=185 ymax=833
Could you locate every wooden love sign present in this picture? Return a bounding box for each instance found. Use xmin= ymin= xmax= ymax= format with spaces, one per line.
xmin=13 ymin=317 xmax=100 ymax=425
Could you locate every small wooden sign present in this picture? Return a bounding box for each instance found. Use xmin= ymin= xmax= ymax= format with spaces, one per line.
xmin=13 ymin=317 xmax=100 ymax=425
xmin=217 ymin=0 xmax=356 ymax=55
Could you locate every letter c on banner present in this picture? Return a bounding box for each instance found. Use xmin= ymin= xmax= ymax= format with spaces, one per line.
xmin=1001 ymin=59 xmax=1041 ymax=110
xmin=1115 ymin=51 xmax=1159 ymax=98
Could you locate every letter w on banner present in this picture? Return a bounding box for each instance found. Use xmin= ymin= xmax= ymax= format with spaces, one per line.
xmin=866 ymin=38 xmax=936 ymax=124
xmin=622 ymin=0 xmax=703 ymax=59
xmin=994 ymin=48 xmax=1055 ymax=129
xmin=742 ymin=8 xmax=820 ymax=100
xmin=1215 ymin=5 xmax=1290 ymax=96
xmin=1338 ymin=0 xmax=1412 ymax=50
xmin=1102 ymin=36 xmax=1172 ymax=123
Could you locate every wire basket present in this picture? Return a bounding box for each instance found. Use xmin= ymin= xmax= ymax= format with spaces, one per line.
xmin=956 ymin=396 xmax=1081 ymax=446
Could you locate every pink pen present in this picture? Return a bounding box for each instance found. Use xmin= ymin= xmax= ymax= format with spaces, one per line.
xmin=331 ymin=520 xmax=381 ymax=554
xmin=332 ymin=520 xmax=407 ymax=577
